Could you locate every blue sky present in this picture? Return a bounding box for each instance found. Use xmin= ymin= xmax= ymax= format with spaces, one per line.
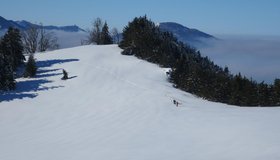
xmin=1 ymin=0 xmax=280 ymax=35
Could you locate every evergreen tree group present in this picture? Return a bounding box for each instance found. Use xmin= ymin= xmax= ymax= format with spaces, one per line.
xmin=0 ymin=27 xmax=38 ymax=91
xmin=86 ymin=18 xmax=113 ymax=45
xmin=120 ymin=16 xmax=280 ymax=106
xmin=0 ymin=27 xmax=25 ymax=91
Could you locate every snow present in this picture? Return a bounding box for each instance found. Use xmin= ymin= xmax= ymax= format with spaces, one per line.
xmin=0 ymin=45 xmax=280 ymax=160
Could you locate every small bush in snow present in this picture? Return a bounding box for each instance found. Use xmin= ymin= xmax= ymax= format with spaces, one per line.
xmin=23 ymin=54 xmax=37 ymax=78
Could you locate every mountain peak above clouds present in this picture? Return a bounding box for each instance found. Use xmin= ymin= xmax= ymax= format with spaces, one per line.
xmin=159 ymin=22 xmax=216 ymax=47
xmin=0 ymin=16 xmax=24 ymax=30
xmin=0 ymin=16 xmax=87 ymax=49
xmin=0 ymin=16 xmax=85 ymax=32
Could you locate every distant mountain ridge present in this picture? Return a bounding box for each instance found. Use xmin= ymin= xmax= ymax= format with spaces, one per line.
xmin=0 ymin=16 xmax=216 ymax=48
xmin=159 ymin=22 xmax=216 ymax=47
xmin=0 ymin=16 xmax=87 ymax=49
xmin=0 ymin=16 xmax=23 ymax=30
xmin=0 ymin=16 xmax=85 ymax=32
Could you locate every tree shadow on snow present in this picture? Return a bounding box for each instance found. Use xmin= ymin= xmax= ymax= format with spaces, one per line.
xmin=37 ymin=68 xmax=61 ymax=74
xmin=16 ymin=79 xmax=63 ymax=92
xmin=0 ymin=93 xmax=38 ymax=102
xmin=35 ymin=73 xmax=63 ymax=78
xmin=36 ymin=59 xmax=79 ymax=68
xmin=0 ymin=59 xmax=79 ymax=102
xmin=0 ymin=79 xmax=64 ymax=102
xmin=35 ymin=59 xmax=79 ymax=79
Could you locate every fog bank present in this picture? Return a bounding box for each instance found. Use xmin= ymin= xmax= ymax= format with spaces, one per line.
xmin=199 ymin=35 xmax=280 ymax=83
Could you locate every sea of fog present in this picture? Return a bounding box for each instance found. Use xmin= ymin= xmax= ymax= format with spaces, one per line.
xmin=199 ymin=35 xmax=280 ymax=84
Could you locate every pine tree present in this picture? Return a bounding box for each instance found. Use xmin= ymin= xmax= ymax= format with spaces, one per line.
xmin=23 ymin=54 xmax=37 ymax=78
xmin=0 ymin=30 xmax=19 ymax=91
xmin=100 ymin=22 xmax=113 ymax=44
xmin=119 ymin=16 xmax=280 ymax=107
xmin=120 ymin=16 xmax=163 ymax=61
xmin=1 ymin=27 xmax=24 ymax=71
xmin=0 ymin=51 xmax=15 ymax=90
xmin=273 ymin=79 xmax=280 ymax=105
xmin=258 ymin=82 xmax=270 ymax=106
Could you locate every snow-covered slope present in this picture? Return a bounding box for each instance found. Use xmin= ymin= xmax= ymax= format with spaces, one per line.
xmin=0 ymin=45 xmax=280 ymax=160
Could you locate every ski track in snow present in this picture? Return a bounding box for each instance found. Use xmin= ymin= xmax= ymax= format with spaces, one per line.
xmin=0 ymin=45 xmax=280 ymax=160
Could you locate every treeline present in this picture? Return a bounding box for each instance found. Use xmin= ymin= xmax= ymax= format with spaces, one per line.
xmin=1 ymin=23 xmax=62 ymax=91
xmin=0 ymin=28 xmax=25 ymax=90
xmin=1 ymin=17 xmax=118 ymax=92
xmin=119 ymin=16 xmax=280 ymax=106
xmin=21 ymin=23 xmax=59 ymax=53
xmin=83 ymin=18 xmax=120 ymax=45
xmin=0 ymin=27 xmax=37 ymax=91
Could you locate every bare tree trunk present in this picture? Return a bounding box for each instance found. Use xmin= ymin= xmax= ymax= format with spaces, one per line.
xmin=22 ymin=23 xmax=59 ymax=53
xmin=84 ymin=18 xmax=103 ymax=45
xmin=38 ymin=23 xmax=59 ymax=52
xmin=22 ymin=25 xmax=39 ymax=54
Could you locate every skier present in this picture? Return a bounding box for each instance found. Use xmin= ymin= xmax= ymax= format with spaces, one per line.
xmin=173 ymin=99 xmax=179 ymax=107
xmin=61 ymin=69 xmax=68 ymax=80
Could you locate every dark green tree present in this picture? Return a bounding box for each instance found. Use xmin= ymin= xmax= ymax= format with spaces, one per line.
xmin=0 ymin=50 xmax=15 ymax=91
xmin=23 ymin=54 xmax=37 ymax=78
xmin=273 ymin=79 xmax=280 ymax=105
xmin=119 ymin=16 xmax=280 ymax=107
xmin=0 ymin=27 xmax=24 ymax=91
xmin=258 ymin=82 xmax=271 ymax=106
xmin=1 ymin=27 xmax=25 ymax=71
xmin=100 ymin=22 xmax=113 ymax=44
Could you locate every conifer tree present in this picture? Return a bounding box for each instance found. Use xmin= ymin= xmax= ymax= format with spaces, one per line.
xmin=0 ymin=27 xmax=24 ymax=91
xmin=273 ymin=79 xmax=280 ymax=105
xmin=120 ymin=16 xmax=280 ymax=106
xmin=23 ymin=54 xmax=37 ymax=78
xmin=100 ymin=22 xmax=113 ymax=44
xmin=1 ymin=27 xmax=25 ymax=71
xmin=0 ymin=51 xmax=15 ymax=90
